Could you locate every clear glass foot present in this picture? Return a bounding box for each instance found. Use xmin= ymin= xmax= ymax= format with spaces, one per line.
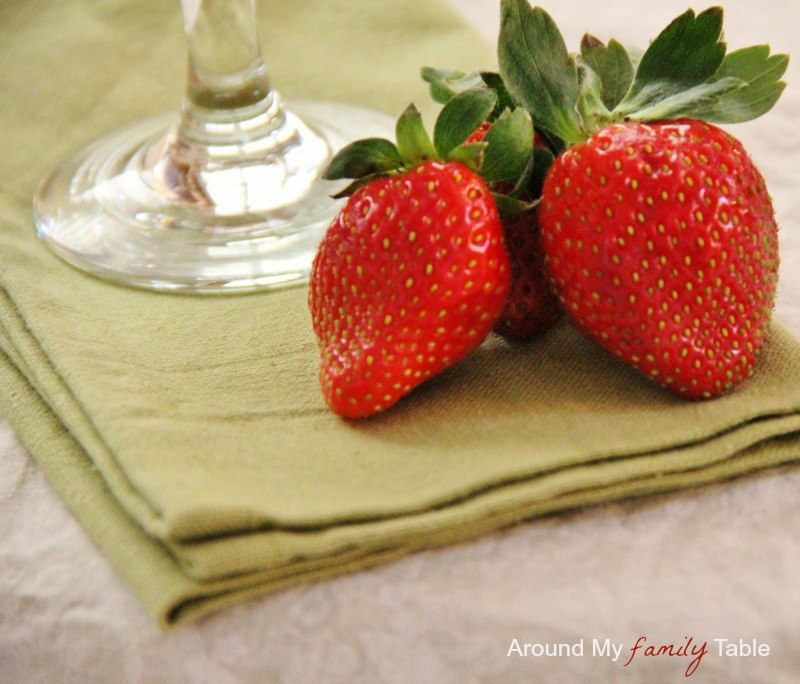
xmin=34 ymin=101 xmax=394 ymax=292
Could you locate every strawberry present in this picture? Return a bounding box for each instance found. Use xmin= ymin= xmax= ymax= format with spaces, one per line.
xmin=498 ymin=0 xmax=787 ymax=396
xmin=311 ymin=93 xmax=538 ymax=417
xmin=311 ymin=160 xmax=509 ymax=418
xmin=540 ymin=120 xmax=778 ymax=397
xmin=494 ymin=204 xmax=562 ymax=339
xmin=467 ymin=121 xmax=562 ymax=339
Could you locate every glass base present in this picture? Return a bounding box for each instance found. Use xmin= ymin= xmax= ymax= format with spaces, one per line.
xmin=33 ymin=101 xmax=395 ymax=293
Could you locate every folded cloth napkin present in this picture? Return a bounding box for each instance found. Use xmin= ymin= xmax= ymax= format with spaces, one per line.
xmin=2 ymin=0 xmax=800 ymax=628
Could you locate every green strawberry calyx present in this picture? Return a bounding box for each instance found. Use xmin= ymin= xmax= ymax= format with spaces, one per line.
xmin=421 ymin=67 xmax=518 ymax=124
xmin=421 ymin=66 xmax=559 ymax=195
xmin=497 ymin=0 xmax=789 ymax=145
xmin=322 ymin=90 xmax=540 ymax=216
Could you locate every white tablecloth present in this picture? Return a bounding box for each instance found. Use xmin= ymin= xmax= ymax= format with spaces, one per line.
xmin=2 ymin=1 xmax=799 ymax=681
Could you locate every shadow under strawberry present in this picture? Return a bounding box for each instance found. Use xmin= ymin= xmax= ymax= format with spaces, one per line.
xmin=345 ymin=321 xmax=794 ymax=458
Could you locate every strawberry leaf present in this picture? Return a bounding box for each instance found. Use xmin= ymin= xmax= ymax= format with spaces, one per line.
xmin=576 ymin=62 xmax=612 ymax=133
xmin=526 ymin=146 xmax=555 ymax=199
xmin=628 ymin=77 xmax=745 ymax=122
xmin=322 ymin=138 xmax=403 ymax=181
xmin=491 ymin=192 xmax=539 ymax=218
xmin=433 ymin=87 xmax=497 ymax=157
xmin=396 ymin=104 xmax=438 ymax=165
xmin=422 ymin=68 xmax=518 ymax=123
xmin=498 ymin=0 xmax=585 ymax=144
xmin=421 ymin=67 xmax=485 ymax=105
xmin=692 ymin=45 xmax=789 ymax=123
xmin=580 ymin=35 xmax=634 ymax=111
xmin=507 ymin=153 xmax=536 ymax=199
xmin=535 ymin=128 xmax=567 ymax=156
xmin=503 ymin=143 xmax=554 ymax=200
xmin=616 ymin=8 xmax=726 ymax=116
xmin=625 ymin=45 xmax=645 ymax=74
xmin=330 ymin=173 xmax=383 ymax=199
xmin=479 ymin=71 xmax=518 ymax=117
xmin=480 ymin=108 xmax=535 ymax=182
xmin=448 ymin=142 xmax=487 ymax=171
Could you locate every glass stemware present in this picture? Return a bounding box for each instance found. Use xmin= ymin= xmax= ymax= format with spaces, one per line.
xmin=34 ymin=0 xmax=394 ymax=293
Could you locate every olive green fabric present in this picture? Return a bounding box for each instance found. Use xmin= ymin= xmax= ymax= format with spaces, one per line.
xmin=2 ymin=0 xmax=800 ymax=628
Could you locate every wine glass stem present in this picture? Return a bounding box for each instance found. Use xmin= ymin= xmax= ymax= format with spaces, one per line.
xmin=174 ymin=0 xmax=289 ymax=149
xmin=183 ymin=0 xmax=272 ymax=111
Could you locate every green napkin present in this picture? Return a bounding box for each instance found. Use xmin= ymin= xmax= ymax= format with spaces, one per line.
xmin=2 ymin=0 xmax=800 ymax=628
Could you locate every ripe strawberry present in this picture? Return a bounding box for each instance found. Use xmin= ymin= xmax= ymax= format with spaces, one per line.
xmin=311 ymin=160 xmax=510 ymax=418
xmin=495 ymin=205 xmax=562 ymax=339
xmin=468 ymin=122 xmax=562 ymax=339
xmin=498 ymin=0 xmax=787 ymax=396
xmin=540 ymin=120 xmax=778 ymax=397
xmin=311 ymin=94 xmax=537 ymax=417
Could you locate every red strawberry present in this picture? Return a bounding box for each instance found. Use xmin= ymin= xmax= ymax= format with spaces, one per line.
xmin=310 ymin=96 xmax=536 ymax=417
xmin=468 ymin=122 xmax=562 ymax=339
xmin=494 ymin=205 xmax=562 ymax=339
xmin=311 ymin=161 xmax=509 ymax=418
xmin=498 ymin=1 xmax=787 ymax=396
xmin=541 ymin=120 xmax=778 ymax=397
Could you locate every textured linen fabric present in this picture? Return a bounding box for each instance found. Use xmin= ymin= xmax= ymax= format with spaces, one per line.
xmin=1 ymin=0 xmax=800 ymax=630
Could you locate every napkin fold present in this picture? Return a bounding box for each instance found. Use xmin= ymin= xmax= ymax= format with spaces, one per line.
xmin=2 ymin=0 xmax=800 ymax=627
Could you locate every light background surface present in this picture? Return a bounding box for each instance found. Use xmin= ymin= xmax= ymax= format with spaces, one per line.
xmin=1 ymin=1 xmax=799 ymax=682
